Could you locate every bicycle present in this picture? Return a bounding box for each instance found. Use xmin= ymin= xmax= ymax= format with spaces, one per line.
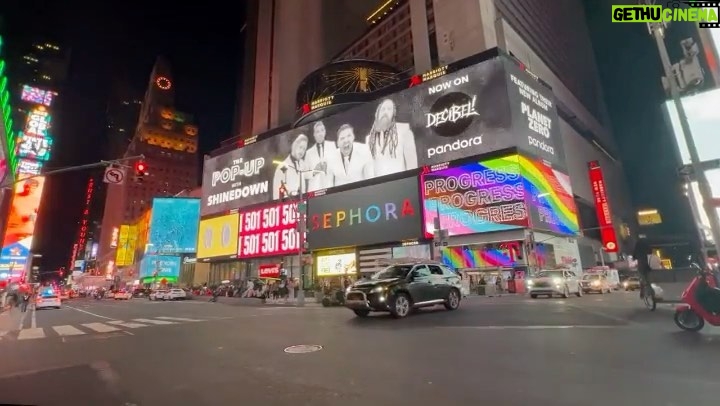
xmin=639 ymin=276 xmax=657 ymax=311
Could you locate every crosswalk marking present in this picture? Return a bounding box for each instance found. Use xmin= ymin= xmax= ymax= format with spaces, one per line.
xmin=155 ymin=317 xmax=201 ymax=322
xmin=133 ymin=318 xmax=176 ymax=325
xmin=52 ymin=325 xmax=86 ymax=336
xmin=107 ymin=321 xmax=147 ymax=328
xmin=17 ymin=328 xmax=45 ymax=340
xmin=82 ymin=323 xmax=120 ymax=333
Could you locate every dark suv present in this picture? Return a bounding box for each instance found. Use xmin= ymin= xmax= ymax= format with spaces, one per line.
xmin=344 ymin=261 xmax=462 ymax=318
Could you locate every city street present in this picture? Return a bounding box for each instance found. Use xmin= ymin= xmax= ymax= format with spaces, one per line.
xmin=0 ymin=292 xmax=718 ymax=406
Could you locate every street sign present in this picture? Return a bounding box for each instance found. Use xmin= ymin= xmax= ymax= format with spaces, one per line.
xmin=677 ymin=159 xmax=720 ymax=178
xmin=103 ymin=167 xmax=126 ymax=184
xmin=433 ymin=241 xmax=448 ymax=247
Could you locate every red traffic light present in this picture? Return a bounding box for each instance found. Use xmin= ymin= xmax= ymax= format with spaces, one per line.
xmin=135 ymin=161 xmax=147 ymax=176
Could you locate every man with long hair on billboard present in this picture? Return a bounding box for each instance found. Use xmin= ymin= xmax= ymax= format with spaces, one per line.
xmin=366 ymin=98 xmax=418 ymax=177
xmin=4 ymin=178 xmax=42 ymax=246
xmin=327 ymin=124 xmax=373 ymax=187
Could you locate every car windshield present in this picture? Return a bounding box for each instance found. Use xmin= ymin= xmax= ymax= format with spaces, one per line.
xmin=536 ymin=271 xmax=564 ymax=278
xmin=372 ymin=265 xmax=413 ymax=280
xmin=583 ymin=274 xmax=601 ymax=280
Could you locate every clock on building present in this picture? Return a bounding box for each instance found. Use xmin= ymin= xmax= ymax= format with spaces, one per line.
xmin=155 ymin=76 xmax=172 ymax=90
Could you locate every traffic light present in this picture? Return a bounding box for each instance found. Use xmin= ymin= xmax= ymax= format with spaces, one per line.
xmin=134 ymin=161 xmax=148 ymax=182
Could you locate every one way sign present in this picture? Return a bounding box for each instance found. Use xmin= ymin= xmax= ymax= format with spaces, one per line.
xmin=103 ymin=167 xmax=126 ymax=185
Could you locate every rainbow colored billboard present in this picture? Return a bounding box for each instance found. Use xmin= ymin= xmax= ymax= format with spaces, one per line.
xmin=421 ymin=154 xmax=579 ymax=238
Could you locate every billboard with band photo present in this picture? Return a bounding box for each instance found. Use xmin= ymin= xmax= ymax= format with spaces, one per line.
xmin=201 ymin=52 xmax=564 ymax=216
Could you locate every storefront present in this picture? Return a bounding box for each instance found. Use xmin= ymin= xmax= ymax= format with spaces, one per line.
xmin=422 ymin=153 xmax=583 ymax=292
xmin=307 ymin=175 xmax=426 ymax=286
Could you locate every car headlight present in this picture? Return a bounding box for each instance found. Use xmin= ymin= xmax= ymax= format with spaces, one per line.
xmin=592 ymin=280 xmax=600 ymax=286
xmin=371 ymin=285 xmax=386 ymax=293
xmin=623 ymin=282 xmax=628 ymax=287
xmin=552 ymin=278 xmax=562 ymax=285
xmin=526 ymin=280 xmax=534 ymax=286
xmin=345 ymin=286 xmax=352 ymax=293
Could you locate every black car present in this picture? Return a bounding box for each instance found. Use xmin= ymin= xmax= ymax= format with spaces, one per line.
xmin=344 ymin=262 xmax=462 ymax=318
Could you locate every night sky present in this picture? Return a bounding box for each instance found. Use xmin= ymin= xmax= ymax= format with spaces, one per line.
xmin=2 ymin=4 xmax=245 ymax=271
xmin=0 ymin=1 xmax=703 ymax=272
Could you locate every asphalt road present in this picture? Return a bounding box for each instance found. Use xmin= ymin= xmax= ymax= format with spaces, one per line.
xmin=0 ymin=291 xmax=719 ymax=406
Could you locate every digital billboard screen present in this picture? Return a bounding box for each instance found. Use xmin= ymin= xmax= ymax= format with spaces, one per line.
xmin=306 ymin=176 xmax=423 ymax=250
xmin=139 ymin=255 xmax=181 ymax=279
xmin=519 ymin=155 xmax=580 ymax=236
xmin=237 ymin=201 xmax=302 ymax=258
xmin=17 ymin=132 xmax=52 ymax=162
xmin=20 ymin=85 xmax=57 ymax=107
xmin=2 ymin=175 xmax=45 ymax=247
xmin=147 ymin=198 xmax=201 ymax=255
xmin=665 ymin=87 xmax=720 ymax=165
xmin=421 ymin=155 xmax=528 ymax=238
xmin=201 ymin=54 xmax=564 ymax=216
xmin=197 ymin=213 xmax=239 ymax=260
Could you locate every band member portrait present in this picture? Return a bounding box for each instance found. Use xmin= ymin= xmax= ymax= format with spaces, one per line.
xmin=366 ymin=98 xmax=418 ymax=177
xmin=272 ymin=134 xmax=310 ymax=200
xmin=305 ymin=121 xmax=336 ymax=192
xmin=327 ymin=124 xmax=374 ymax=187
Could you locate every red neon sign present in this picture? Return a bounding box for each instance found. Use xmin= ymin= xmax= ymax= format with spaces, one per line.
xmin=237 ymin=201 xmax=303 ymax=258
xmin=258 ymin=264 xmax=281 ymax=279
xmin=588 ymin=161 xmax=618 ymax=253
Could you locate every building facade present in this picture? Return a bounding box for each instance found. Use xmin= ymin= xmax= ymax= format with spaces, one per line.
xmin=97 ymin=57 xmax=199 ymax=275
xmin=236 ymin=0 xmax=635 ymax=266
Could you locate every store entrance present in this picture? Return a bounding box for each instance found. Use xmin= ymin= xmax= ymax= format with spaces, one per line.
xmin=461 ymin=267 xmax=528 ymax=296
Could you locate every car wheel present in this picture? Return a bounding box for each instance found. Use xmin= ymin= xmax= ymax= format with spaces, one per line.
xmin=389 ymin=293 xmax=411 ymax=319
xmin=576 ymin=285 xmax=583 ymax=297
xmin=562 ymin=286 xmax=570 ymax=298
xmin=530 ymin=294 xmax=538 ymax=299
xmin=600 ymin=288 xmax=605 ymax=294
xmin=353 ymin=309 xmax=370 ymax=318
xmin=444 ymin=289 xmax=461 ymax=310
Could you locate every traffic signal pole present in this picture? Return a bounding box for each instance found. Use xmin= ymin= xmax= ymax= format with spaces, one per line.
xmin=1 ymin=155 xmax=145 ymax=189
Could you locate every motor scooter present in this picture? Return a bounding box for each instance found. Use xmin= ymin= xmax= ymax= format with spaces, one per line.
xmin=674 ymin=264 xmax=720 ymax=332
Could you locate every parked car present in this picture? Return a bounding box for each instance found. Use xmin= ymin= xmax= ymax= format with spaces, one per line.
xmin=114 ymin=291 xmax=132 ymax=300
xmin=344 ymin=261 xmax=462 ymax=319
xmin=623 ymin=276 xmax=641 ymax=291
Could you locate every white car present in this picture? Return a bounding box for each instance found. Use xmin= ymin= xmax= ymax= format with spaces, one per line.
xmin=163 ymin=289 xmax=188 ymax=301
xmin=149 ymin=290 xmax=168 ymax=301
xmin=527 ymin=270 xmax=583 ymax=299
xmin=114 ymin=291 xmax=132 ymax=300
xmin=36 ymin=295 xmax=62 ymax=310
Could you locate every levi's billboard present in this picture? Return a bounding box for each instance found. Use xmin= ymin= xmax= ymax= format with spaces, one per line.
xmin=201 ymin=53 xmax=564 ymax=216
xmin=306 ymin=176 xmax=423 ymax=250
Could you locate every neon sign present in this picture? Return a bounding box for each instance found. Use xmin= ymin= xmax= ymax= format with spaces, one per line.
xmin=16 ymin=159 xmax=42 ymax=175
xmin=24 ymin=106 xmax=51 ymax=138
xmin=238 ymin=201 xmax=301 ymax=258
xmin=20 ymin=85 xmax=57 ymax=107
xmin=17 ymin=132 xmax=52 ymax=161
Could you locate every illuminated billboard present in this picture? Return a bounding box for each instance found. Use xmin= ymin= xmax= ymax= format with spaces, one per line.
xmin=20 ymin=85 xmax=57 ymax=107
xmin=24 ymin=106 xmax=51 ymax=139
xmin=139 ymin=255 xmax=181 ymax=281
xmin=422 ymin=155 xmax=528 ymax=237
xmin=147 ymin=198 xmax=201 ymax=254
xmin=664 ymin=87 xmax=720 ymax=165
xmin=16 ymin=158 xmax=43 ymax=175
xmin=238 ymin=200 xmax=302 ymax=258
xmin=197 ymin=213 xmax=239 ymax=260
xmin=17 ymin=132 xmax=52 ymax=161
xmin=115 ymin=225 xmax=138 ymax=266
xmin=201 ymin=53 xmax=564 ymax=216
xmin=0 ymin=54 xmax=18 ymax=180
xmin=0 ymin=175 xmax=46 ymax=274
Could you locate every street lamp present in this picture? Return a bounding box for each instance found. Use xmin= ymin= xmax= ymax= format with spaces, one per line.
xmin=271 ymin=160 xmax=320 ymax=307
xmin=642 ymin=0 xmax=720 ymax=262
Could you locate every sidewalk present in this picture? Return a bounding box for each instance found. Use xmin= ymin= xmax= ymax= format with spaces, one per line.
xmin=193 ymin=295 xmax=322 ymax=307
xmin=0 ymin=307 xmax=23 ymax=333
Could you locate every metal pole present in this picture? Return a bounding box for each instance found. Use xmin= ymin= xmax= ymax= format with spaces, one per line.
xmin=0 ymin=155 xmax=145 ymax=189
xmin=650 ymin=25 xmax=720 ymax=258
xmin=296 ymin=171 xmax=305 ymax=307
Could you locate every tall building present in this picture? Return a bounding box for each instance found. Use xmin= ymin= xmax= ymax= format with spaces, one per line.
xmin=97 ymin=57 xmax=199 ymax=272
xmin=235 ymin=0 xmax=634 ymax=263
xmin=0 ymin=37 xmax=68 ymax=283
